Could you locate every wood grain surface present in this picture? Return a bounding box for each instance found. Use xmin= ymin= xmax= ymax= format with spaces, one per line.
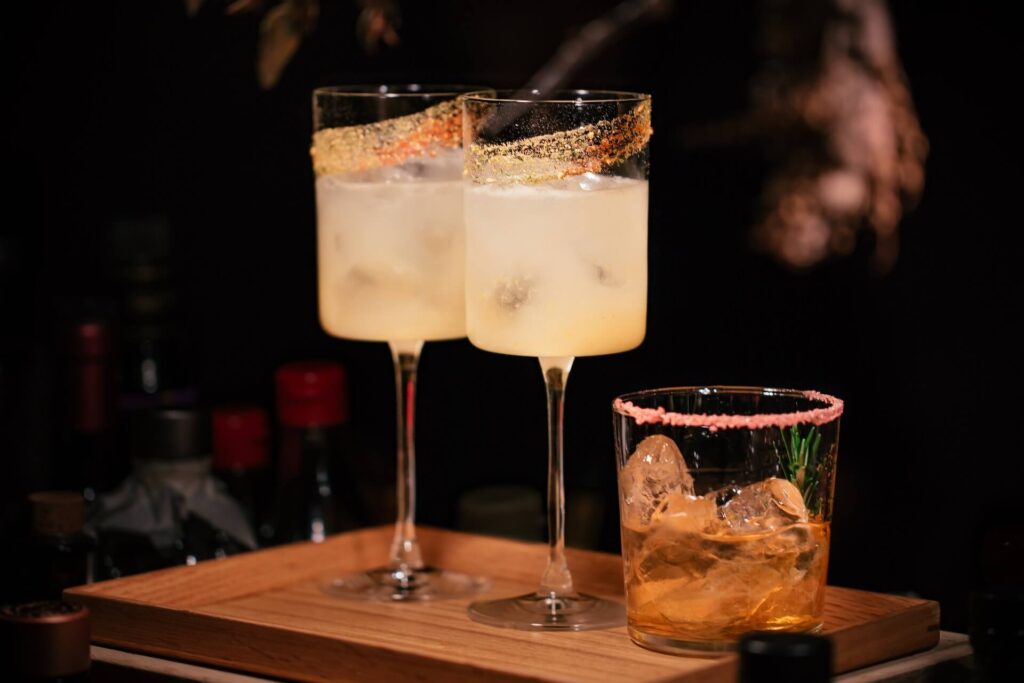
xmin=66 ymin=526 xmax=939 ymax=683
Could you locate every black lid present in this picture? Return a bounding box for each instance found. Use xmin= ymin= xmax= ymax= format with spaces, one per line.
xmin=970 ymin=587 xmax=1024 ymax=678
xmin=130 ymin=409 xmax=210 ymax=461
xmin=738 ymin=632 xmax=832 ymax=683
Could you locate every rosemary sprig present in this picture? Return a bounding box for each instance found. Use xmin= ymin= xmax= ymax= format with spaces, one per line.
xmin=779 ymin=425 xmax=823 ymax=514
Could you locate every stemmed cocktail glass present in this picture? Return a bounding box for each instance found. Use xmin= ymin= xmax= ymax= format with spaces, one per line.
xmin=462 ymin=90 xmax=652 ymax=629
xmin=312 ymin=85 xmax=487 ymax=601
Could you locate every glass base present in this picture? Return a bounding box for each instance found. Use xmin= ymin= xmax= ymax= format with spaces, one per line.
xmin=468 ymin=592 xmax=625 ymax=631
xmin=628 ymin=622 xmax=824 ymax=656
xmin=322 ymin=565 xmax=489 ymax=602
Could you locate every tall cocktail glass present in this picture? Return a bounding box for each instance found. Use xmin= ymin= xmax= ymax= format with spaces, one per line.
xmin=463 ymin=90 xmax=652 ymax=629
xmin=312 ymin=85 xmax=487 ymax=601
xmin=613 ymin=387 xmax=843 ymax=653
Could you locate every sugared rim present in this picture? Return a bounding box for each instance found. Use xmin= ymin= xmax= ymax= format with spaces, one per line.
xmin=464 ymin=89 xmax=651 ymax=105
xmin=612 ymin=386 xmax=843 ymax=431
xmin=313 ymin=84 xmax=487 ymax=98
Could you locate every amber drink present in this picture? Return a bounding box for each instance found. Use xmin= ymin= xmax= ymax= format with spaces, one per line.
xmin=612 ymin=387 xmax=843 ymax=653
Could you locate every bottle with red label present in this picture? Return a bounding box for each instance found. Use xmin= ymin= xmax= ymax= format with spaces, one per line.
xmin=212 ymin=406 xmax=273 ymax=546
xmin=273 ymin=361 xmax=352 ymax=544
xmin=55 ymin=316 xmax=118 ymax=504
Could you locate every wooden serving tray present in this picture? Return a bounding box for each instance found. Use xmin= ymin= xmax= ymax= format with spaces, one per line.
xmin=66 ymin=526 xmax=939 ymax=682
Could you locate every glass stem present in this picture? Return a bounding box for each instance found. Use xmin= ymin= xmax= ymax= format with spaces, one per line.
xmin=538 ymin=356 xmax=576 ymax=599
xmin=389 ymin=340 xmax=425 ymax=573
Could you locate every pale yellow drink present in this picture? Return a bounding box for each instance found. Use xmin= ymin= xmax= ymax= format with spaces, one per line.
xmin=316 ymin=155 xmax=465 ymax=342
xmin=464 ymin=174 xmax=648 ymax=357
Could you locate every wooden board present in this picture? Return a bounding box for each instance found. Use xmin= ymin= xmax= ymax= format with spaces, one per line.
xmin=66 ymin=526 xmax=940 ymax=682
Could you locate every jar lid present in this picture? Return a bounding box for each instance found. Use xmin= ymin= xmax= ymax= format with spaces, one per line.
xmin=130 ymin=409 xmax=211 ymax=461
xmin=0 ymin=601 xmax=91 ymax=678
xmin=212 ymin=405 xmax=269 ymax=470
xmin=275 ymin=361 xmax=348 ymax=427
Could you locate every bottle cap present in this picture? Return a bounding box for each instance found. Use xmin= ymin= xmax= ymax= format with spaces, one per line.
xmin=738 ymin=632 xmax=832 ymax=682
xmin=130 ymin=409 xmax=211 ymax=461
xmin=65 ymin=319 xmax=113 ymax=359
xmin=275 ymin=361 xmax=348 ymax=427
xmin=28 ymin=491 xmax=86 ymax=537
xmin=0 ymin=601 xmax=91 ymax=678
xmin=213 ymin=406 xmax=270 ymax=470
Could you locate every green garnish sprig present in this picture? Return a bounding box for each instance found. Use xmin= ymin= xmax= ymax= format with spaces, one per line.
xmin=779 ymin=425 xmax=823 ymax=514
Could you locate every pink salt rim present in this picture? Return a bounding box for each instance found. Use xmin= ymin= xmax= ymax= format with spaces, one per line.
xmin=613 ymin=388 xmax=843 ymax=432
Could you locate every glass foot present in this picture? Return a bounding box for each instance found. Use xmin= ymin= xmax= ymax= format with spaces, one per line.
xmin=323 ymin=566 xmax=489 ymax=602
xmin=468 ymin=592 xmax=625 ymax=631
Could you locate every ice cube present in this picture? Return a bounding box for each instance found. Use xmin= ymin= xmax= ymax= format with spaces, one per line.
xmin=719 ymin=477 xmax=808 ymax=534
xmin=494 ymin=276 xmax=534 ymax=312
xmin=593 ymin=264 xmax=621 ymax=287
xmin=420 ymin=148 xmax=463 ymax=180
xmin=632 ymin=530 xmax=710 ymax=585
xmin=547 ymin=172 xmax=615 ymax=192
xmin=619 ymin=435 xmax=694 ymax=529
xmin=341 ymin=257 xmax=420 ymax=296
xmin=653 ymin=491 xmax=717 ymax=535
xmin=334 ymin=164 xmax=416 ymax=184
xmin=629 ymin=521 xmax=826 ymax=633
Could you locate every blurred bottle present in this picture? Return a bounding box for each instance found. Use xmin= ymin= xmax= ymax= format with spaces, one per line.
xmin=91 ymin=409 xmax=257 ymax=579
xmin=54 ymin=316 xmax=117 ymax=503
xmin=106 ymin=215 xmax=198 ymax=412
xmin=0 ymin=601 xmax=91 ymax=683
xmin=273 ymin=361 xmax=352 ymax=544
xmin=25 ymin=492 xmax=95 ymax=601
xmin=738 ymin=632 xmax=832 ymax=682
xmin=213 ymin=405 xmax=273 ymax=546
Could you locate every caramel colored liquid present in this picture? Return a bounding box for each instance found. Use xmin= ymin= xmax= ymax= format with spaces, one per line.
xmin=621 ymin=521 xmax=830 ymax=643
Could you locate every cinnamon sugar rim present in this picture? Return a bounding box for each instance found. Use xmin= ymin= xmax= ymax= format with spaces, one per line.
xmin=463 ymin=89 xmax=650 ymax=104
xmin=613 ymin=386 xmax=843 ymax=430
xmin=311 ymin=86 xmax=487 ymax=176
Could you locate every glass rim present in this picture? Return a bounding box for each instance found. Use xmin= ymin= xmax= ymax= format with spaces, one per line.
xmin=612 ymin=386 xmax=844 ymax=431
xmin=463 ymin=89 xmax=651 ymax=105
xmin=313 ymin=84 xmax=489 ymax=98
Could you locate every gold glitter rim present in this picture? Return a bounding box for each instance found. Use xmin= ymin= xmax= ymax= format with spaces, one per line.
xmin=311 ymin=99 xmax=461 ymax=176
xmin=466 ymin=99 xmax=652 ymax=184
xmin=464 ymin=89 xmax=650 ymax=105
xmin=315 ymin=84 xmax=484 ymax=98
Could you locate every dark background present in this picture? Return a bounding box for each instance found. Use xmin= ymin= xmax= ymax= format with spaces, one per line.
xmin=1 ymin=1 xmax=1019 ymax=632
